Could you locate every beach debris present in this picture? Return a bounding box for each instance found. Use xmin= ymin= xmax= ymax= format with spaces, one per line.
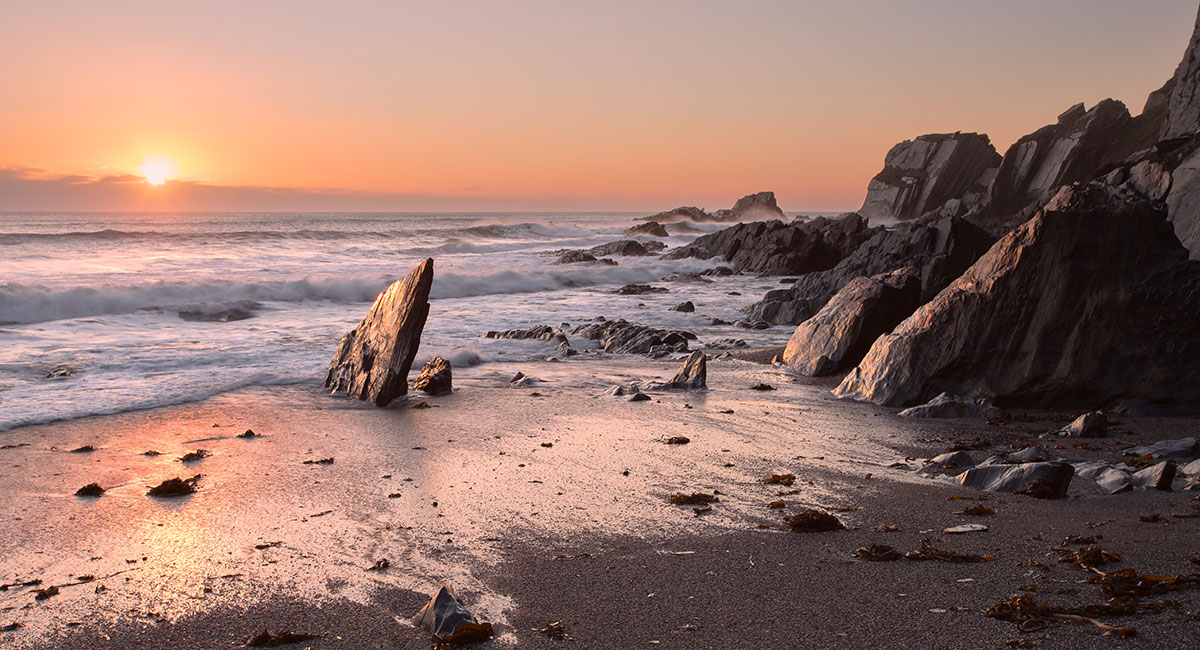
xmin=74 ymin=483 xmax=105 ymax=497
xmin=540 ymin=442 xmax=553 ymax=448
xmin=237 ymin=429 xmax=258 ymax=438
xmin=692 ymin=506 xmax=712 ymax=516
xmin=1058 ymin=411 xmax=1107 ymax=438
xmin=0 ymin=443 xmax=31 ymax=450
xmin=46 ymin=366 xmax=74 ymax=378
xmin=663 ymin=436 xmax=690 ymax=445
xmin=1055 ymin=544 xmax=1121 ymax=570
xmin=785 ymin=509 xmax=845 ymax=533
xmin=414 ymin=356 xmax=453 ymax=395
xmin=1 ymin=622 xmax=23 ymax=631
xmin=254 ymin=542 xmax=281 ymax=550
xmin=943 ymin=523 xmax=988 ymax=534
xmin=873 ymin=524 xmax=899 ymax=533
xmin=366 ymin=558 xmax=390 ymax=571
xmin=0 ymin=579 xmax=42 ymax=591
xmin=324 ymin=258 xmax=433 ymax=407
xmin=411 ymin=584 xmax=494 ymax=646
xmin=768 ymin=501 xmax=786 ymax=509
xmin=985 ymin=595 xmax=1137 ymax=637
xmin=143 ymin=450 xmax=163 ymax=456
xmin=178 ymin=449 xmax=210 ymax=462
xmin=749 ymin=383 xmax=775 ymax=391
xmin=412 ymin=401 xmax=433 ymax=409
xmin=763 ymin=473 xmax=796 ymax=486
xmin=613 ymin=284 xmax=668 ymax=295
xmin=959 ymin=504 xmax=994 ymax=516
xmin=303 ymin=458 xmax=334 ymax=465
xmin=904 ymin=541 xmax=993 ymax=563
xmin=669 ymin=492 xmax=718 ymax=505
xmin=536 ymin=620 xmax=571 ymax=640
xmin=244 ymin=630 xmax=323 ymax=646
xmin=853 ymin=544 xmax=903 ymax=561
xmin=33 ymin=586 xmax=60 ymax=600
xmin=69 ymin=445 xmax=95 ymax=453
xmin=147 ymin=475 xmax=200 ymax=497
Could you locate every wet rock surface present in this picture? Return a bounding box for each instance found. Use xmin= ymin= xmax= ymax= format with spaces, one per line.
xmin=482 ymin=325 xmax=572 ymax=356
xmin=324 ymin=259 xmax=433 ymax=407
xmin=570 ymin=319 xmax=695 ymax=356
xmin=412 ymin=356 xmax=452 ymax=395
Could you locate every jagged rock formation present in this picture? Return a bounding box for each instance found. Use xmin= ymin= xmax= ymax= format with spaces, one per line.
xmin=571 ymin=319 xmax=696 ymax=356
xmin=325 ymin=259 xmax=434 ymax=407
xmin=711 ymin=191 xmax=786 ymax=221
xmin=482 ymin=325 xmax=572 ymax=356
xmin=553 ymin=240 xmax=652 ymax=264
xmin=662 ymin=351 xmax=706 ymax=389
xmin=747 ymin=217 xmax=994 ymax=325
xmin=1161 ymin=6 xmax=1200 ymax=140
xmin=782 ymin=268 xmax=920 ymax=376
xmin=664 ymin=213 xmax=880 ymax=275
xmin=553 ymin=250 xmax=601 ymax=265
xmin=625 ymin=221 xmax=670 ymax=238
xmin=642 ymin=206 xmax=712 ymax=223
xmin=413 ymin=357 xmax=452 ymax=395
xmin=834 ymin=171 xmax=1200 ymax=409
xmin=858 ymin=133 xmax=1000 ymax=221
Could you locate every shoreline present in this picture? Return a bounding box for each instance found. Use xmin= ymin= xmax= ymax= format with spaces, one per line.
xmin=1 ymin=353 xmax=1197 ymax=648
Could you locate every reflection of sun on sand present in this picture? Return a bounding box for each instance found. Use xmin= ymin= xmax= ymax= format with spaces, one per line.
xmin=137 ymin=158 xmax=176 ymax=185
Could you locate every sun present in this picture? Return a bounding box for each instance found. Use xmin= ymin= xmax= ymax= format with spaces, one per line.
xmin=137 ymin=157 xmax=177 ymax=185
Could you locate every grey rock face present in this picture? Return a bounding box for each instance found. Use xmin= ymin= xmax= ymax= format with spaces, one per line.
xmin=665 ymin=213 xmax=880 ymax=276
xmin=1132 ymin=461 xmax=1177 ymax=491
xmin=898 ymin=392 xmax=999 ymax=419
xmin=783 ymin=268 xmax=921 ymax=376
xmin=570 ymin=319 xmax=695 ymax=356
xmin=1072 ymin=461 xmax=1132 ymax=494
xmin=958 ymin=462 xmax=1074 ymax=499
xmin=325 ymin=259 xmax=434 ymax=407
xmin=747 ymin=216 xmax=993 ymax=325
xmin=625 ymin=221 xmax=670 ymax=238
xmin=1059 ymin=411 xmax=1107 ymax=438
xmin=412 ymin=357 xmax=452 ymax=395
xmin=859 ymin=133 xmax=1000 ymax=221
xmin=1161 ymin=6 xmax=1200 ymax=140
xmin=835 ymin=175 xmax=1200 ymax=410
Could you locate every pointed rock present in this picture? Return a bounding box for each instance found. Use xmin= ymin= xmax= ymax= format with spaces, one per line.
xmin=858 ymin=133 xmax=1000 ymax=221
xmin=412 ymin=357 xmax=452 ymax=395
xmin=1161 ymin=5 xmax=1200 ymax=140
xmin=668 ymin=351 xmax=707 ymax=390
xmin=324 ymin=259 xmax=433 ymax=407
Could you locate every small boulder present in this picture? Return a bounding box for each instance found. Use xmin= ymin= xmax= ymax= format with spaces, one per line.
xmin=670 ymin=301 xmax=695 ymax=313
xmin=958 ymin=462 xmax=1074 ymax=499
xmin=1132 ymin=461 xmax=1177 ymax=491
xmin=668 ymin=351 xmax=706 ymax=390
xmin=554 ymin=250 xmax=598 ymax=264
xmin=1059 ymin=411 xmax=1107 ymax=438
xmin=898 ymin=393 xmax=999 ymax=419
xmin=413 ymin=357 xmax=452 ymax=395
xmin=624 ymin=221 xmax=669 ymax=238
xmin=920 ymin=451 xmax=975 ymax=474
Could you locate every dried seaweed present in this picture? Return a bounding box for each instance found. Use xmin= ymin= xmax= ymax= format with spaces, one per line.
xmin=785 ymin=509 xmax=845 ymax=533
xmin=536 ymin=620 xmax=571 ymax=640
xmin=178 ymin=449 xmax=209 ymax=462
xmin=74 ymin=483 xmax=105 ymax=497
xmin=904 ymin=541 xmax=993 ymax=563
xmin=749 ymin=383 xmax=775 ymax=391
xmin=985 ymin=595 xmax=1138 ymax=638
xmin=69 ymin=445 xmax=95 ymax=453
xmin=668 ymin=492 xmax=718 ymax=505
xmin=762 ymin=473 xmax=796 ymax=486
xmin=853 ymin=544 xmax=902 ymax=561
xmin=1055 ymin=545 xmax=1122 ymax=570
xmin=147 ymin=475 xmax=200 ymax=497
xmin=960 ymin=504 xmax=994 ymax=516
xmin=303 ymin=458 xmax=334 ymax=465
xmin=663 ymin=436 xmax=690 ymax=445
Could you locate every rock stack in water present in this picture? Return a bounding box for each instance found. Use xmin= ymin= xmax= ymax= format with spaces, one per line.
xmin=325 ymin=259 xmax=434 ymax=407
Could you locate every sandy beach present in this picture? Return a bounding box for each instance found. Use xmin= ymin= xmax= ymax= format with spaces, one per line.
xmin=1 ymin=353 xmax=1197 ymax=649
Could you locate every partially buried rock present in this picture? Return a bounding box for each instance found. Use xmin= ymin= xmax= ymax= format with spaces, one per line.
xmin=786 ymin=509 xmax=845 ymax=533
xmin=147 ymin=475 xmax=200 ymax=497
xmin=75 ymin=483 xmax=105 ymax=497
xmin=413 ymin=356 xmax=452 ymax=395
xmin=1132 ymin=461 xmax=1176 ymax=491
xmin=324 ymin=259 xmax=434 ymax=407
xmin=670 ymin=301 xmax=695 ymax=313
xmin=898 ymin=393 xmax=999 ymax=419
xmin=411 ymin=584 xmax=494 ymax=645
xmin=958 ymin=462 xmax=1073 ymax=499
xmin=553 ymin=250 xmax=598 ymax=264
xmin=1059 ymin=411 xmax=1107 ymax=438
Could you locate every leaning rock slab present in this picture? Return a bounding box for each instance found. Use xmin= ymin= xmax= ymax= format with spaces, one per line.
xmin=835 ymin=175 xmax=1200 ymax=409
xmin=958 ymin=462 xmax=1074 ymax=499
xmin=668 ymin=351 xmax=706 ymax=389
xmin=325 ymin=259 xmax=433 ymax=407
xmin=783 ymin=267 xmax=921 ymax=377
xmin=1132 ymin=461 xmax=1177 ymax=491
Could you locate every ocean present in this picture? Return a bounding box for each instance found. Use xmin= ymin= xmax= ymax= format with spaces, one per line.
xmin=0 ymin=211 xmax=796 ymax=432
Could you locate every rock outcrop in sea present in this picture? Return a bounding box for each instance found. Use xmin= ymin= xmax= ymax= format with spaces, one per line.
xmin=325 ymin=259 xmax=434 ymax=407
xmin=664 ymin=213 xmax=880 ymax=275
xmin=571 ymin=319 xmax=695 ymax=356
xmin=858 ymin=133 xmax=1000 ymax=222
xmin=639 ymin=191 xmax=786 ymax=224
xmin=747 ymin=216 xmax=994 ymax=325
xmin=834 ymin=170 xmax=1200 ymax=409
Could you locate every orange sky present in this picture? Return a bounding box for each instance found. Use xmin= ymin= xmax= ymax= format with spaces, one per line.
xmin=1 ymin=1 xmax=1197 ymax=212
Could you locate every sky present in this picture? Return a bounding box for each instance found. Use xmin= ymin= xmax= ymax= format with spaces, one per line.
xmin=1 ymin=0 xmax=1197 ymax=213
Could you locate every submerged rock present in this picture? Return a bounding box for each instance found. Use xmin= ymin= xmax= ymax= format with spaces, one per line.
xmin=958 ymin=462 xmax=1074 ymax=499
xmin=483 ymin=325 xmax=572 ymax=356
xmin=835 ymin=176 xmax=1200 ymax=409
xmin=412 ymin=357 xmax=452 ymax=395
xmin=898 ymin=393 xmax=999 ymax=419
xmin=571 ymin=319 xmax=694 ymax=355
xmin=553 ymin=250 xmax=598 ymax=264
xmin=783 ymin=267 xmax=921 ymax=376
xmin=858 ymin=132 xmax=1000 ymax=221
xmin=625 ymin=221 xmax=670 ymax=238
xmin=588 ymin=240 xmax=651 ymax=257
xmin=613 ymin=284 xmax=669 ymax=295
xmin=670 ymin=301 xmax=695 ymax=313
xmin=324 ymin=259 xmax=433 ymax=407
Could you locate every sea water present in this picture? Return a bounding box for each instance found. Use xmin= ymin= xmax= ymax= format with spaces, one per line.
xmin=0 ymin=211 xmax=796 ymax=431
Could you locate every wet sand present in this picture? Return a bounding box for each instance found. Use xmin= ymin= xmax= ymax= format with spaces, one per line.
xmin=1 ymin=354 xmax=1197 ymax=649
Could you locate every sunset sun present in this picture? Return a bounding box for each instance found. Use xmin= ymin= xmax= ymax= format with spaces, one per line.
xmin=137 ymin=157 xmax=176 ymax=185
